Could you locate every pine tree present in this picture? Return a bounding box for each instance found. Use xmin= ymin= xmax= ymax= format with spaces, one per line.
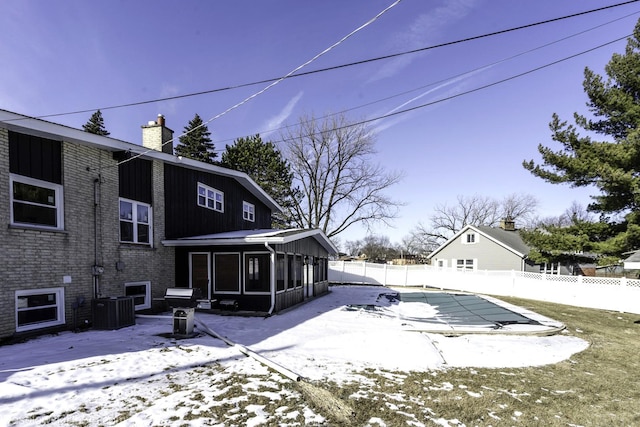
xmin=220 ymin=134 xmax=299 ymax=228
xmin=175 ymin=114 xmax=216 ymax=164
xmin=82 ymin=110 xmax=110 ymax=136
xmin=523 ymin=19 xmax=640 ymax=262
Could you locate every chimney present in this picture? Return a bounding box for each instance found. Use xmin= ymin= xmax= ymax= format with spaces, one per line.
xmin=142 ymin=114 xmax=174 ymax=155
xmin=500 ymin=218 xmax=516 ymax=231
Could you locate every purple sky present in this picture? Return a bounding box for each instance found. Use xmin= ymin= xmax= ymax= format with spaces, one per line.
xmin=2 ymin=1 xmax=639 ymax=246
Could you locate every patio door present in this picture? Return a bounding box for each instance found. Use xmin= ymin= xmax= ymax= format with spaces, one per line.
xmin=189 ymin=252 xmax=210 ymax=300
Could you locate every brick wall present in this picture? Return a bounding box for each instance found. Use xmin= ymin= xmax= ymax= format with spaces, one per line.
xmin=1 ymin=131 xmax=175 ymax=339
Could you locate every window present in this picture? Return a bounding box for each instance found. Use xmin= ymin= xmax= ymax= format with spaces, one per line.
xmin=276 ymin=253 xmax=286 ymax=292
xmin=294 ymin=255 xmax=303 ymax=288
xmin=124 ymin=281 xmax=151 ymax=310
xmin=245 ymin=253 xmax=270 ymax=293
xmin=119 ymin=198 xmax=152 ymax=245
xmin=463 ymin=232 xmax=477 ymax=244
xmin=10 ymin=174 xmax=64 ymax=230
xmin=243 ymin=201 xmax=255 ymax=222
xmin=214 ymin=253 xmax=240 ymax=293
xmin=16 ymin=288 xmax=65 ymax=332
xmin=456 ymin=259 xmax=475 ymax=270
xmin=287 ymin=255 xmax=295 ymax=289
xmin=197 ymin=183 xmax=223 ymax=212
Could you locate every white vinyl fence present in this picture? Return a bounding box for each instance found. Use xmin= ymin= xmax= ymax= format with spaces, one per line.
xmin=329 ymin=261 xmax=640 ymax=315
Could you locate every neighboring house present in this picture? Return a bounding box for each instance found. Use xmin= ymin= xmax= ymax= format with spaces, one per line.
xmin=623 ymin=250 xmax=640 ymax=273
xmin=427 ymin=219 xmax=587 ymax=274
xmin=1 ymin=109 xmax=336 ymax=341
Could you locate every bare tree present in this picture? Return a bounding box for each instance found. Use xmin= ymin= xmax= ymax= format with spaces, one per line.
xmin=412 ymin=193 xmax=539 ymax=246
xmin=281 ymin=113 xmax=403 ymax=238
xmin=430 ymin=195 xmax=501 ymax=238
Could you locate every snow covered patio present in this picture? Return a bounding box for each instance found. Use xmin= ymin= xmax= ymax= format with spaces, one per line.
xmin=0 ymin=285 xmax=588 ymax=425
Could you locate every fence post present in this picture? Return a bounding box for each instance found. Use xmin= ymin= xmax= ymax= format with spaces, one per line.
xmin=384 ymin=263 xmax=388 ymax=286
xmin=362 ymin=261 xmax=367 ymax=283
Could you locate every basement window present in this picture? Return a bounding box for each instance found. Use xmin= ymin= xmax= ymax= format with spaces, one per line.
xmin=124 ymin=281 xmax=151 ymax=310
xmin=16 ymin=288 xmax=65 ymax=332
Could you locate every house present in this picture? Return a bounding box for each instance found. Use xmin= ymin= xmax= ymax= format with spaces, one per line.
xmin=622 ymin=250 xmax=640 ymax=274
xmin=0 ymin=109 xmax=336 ymax=341
xmin=427 ymin=219 xmax=586 ymax=274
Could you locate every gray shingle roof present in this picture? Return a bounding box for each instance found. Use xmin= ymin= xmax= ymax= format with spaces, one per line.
xmin=476 ymin=226 xmax=531 ymax=256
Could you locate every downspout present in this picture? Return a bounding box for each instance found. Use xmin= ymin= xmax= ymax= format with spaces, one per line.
xmin=265 ymin=242 xmax=276 ymax=315
xmin=93 ymin=176 xmax=101 ymax=299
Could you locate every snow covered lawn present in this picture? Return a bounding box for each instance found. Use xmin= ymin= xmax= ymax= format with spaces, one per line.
xmin=0 ymin=285 xmax=589 ymax=426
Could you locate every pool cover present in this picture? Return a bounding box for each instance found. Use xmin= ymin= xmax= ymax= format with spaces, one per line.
xmin=397 ymin=292 xmax=542 ymax=328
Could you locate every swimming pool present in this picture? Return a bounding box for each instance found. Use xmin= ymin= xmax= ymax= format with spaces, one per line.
xmin=348 ymin=289 xmax=566 ymax=335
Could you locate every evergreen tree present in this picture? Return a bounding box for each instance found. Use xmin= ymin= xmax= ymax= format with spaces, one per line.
xmin=220 ymin=134 xmax=299 ymax=228
xmin=523 ymin=19 xmax=640 ymax=263
xmin=175 ymin=114 xmax=216 ymax=164
xmin=82 ymin=110 xmax=110 ymax=136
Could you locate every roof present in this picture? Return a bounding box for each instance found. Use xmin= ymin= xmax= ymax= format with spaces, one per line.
xmin=0 ymin=109 xmax=281 ymax=213
xmin=427 ymin=224 xmax=530 ymax=259
xmin=623 ymin=250 xmax=640 ymax=263
xmin=162 ymin=228 xmax=339 ymax=256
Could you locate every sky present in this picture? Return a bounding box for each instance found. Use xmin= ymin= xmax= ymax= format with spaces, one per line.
xmin=2 ymin=0 xmax=640 ymax=246
xmin=0 ymin=285 xmax=588 ymax=425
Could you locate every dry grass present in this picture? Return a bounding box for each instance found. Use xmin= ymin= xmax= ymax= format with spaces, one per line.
xmin=322 ymin=298 xmax=640 ymax=426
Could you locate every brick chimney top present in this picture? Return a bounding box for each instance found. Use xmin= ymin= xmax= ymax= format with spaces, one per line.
xmin=142 ymin=114 xmax=173 ymax=155
xmin=500 ymin=218 xmax=516 ymax=231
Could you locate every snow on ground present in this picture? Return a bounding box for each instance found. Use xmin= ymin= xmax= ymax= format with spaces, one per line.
xmin=0 ymin=285 xmax=588 ymax=426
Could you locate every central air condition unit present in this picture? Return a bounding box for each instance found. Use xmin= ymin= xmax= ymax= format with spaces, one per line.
xmin=92 ymin=296 xmax=136 ymax=330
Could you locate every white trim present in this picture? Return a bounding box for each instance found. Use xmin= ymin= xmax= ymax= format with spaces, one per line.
xmin=124 ymin=281 xmax=151 ymax=310
xmin=462 ymin=232 xmax=478 ymax=245
xmin=15 ymin=287 xmax=66 ymax=332
xmin=197 ymin=182 xmax=224 ymax=213
xmin=10 ymin=173 xmax=64 ymax=230
xmin=242 ymin=201 xmax=255 ymax=222
xmin=119 ymin=198 xmax=153 ymax=246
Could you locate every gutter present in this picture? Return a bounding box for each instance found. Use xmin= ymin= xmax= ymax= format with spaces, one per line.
xmin=264 ymin=242 xmax=276 ymax=315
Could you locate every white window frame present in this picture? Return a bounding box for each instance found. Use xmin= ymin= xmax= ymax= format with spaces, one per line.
xmin=462 ymin=232 xmax=477 ymax=245
xmin=455 ymin=258 xmax=476 ymax=271
xmin=243 ymin=201 xmax=255 ymax=222
xmin=15 ymin=287 xmax=66 ymax=332
xmin=197 ymin=182 xmax=224 ymax=212
xmin=124 ymin=281 xmax=151 ymax=310
xmin=119 ymin=198 xmax=152 ymax=245
xmin=10 ymin=173 xmax=64 ymax=230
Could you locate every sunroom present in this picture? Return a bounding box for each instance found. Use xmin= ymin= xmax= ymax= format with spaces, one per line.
xmin=162 ymin=229 xmax=338 ymax=314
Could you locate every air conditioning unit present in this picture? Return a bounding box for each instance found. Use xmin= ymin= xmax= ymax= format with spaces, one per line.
xmin=92 ymin=297 xmax=136 ymax=330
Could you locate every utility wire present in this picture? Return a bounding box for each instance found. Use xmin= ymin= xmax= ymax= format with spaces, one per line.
xmin=209 ymin=9 xmax=640 ymax=148
xmin=275 ymin=34 xmax=631 ymax=145
xmin=31 ymin=0 xmax=640 ymax=119
xmin=115 ymin=0 xmax=402 ymax=166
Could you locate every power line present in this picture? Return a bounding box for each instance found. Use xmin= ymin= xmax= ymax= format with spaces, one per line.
xmin=32 ymin=0 xmax=640 ymax=119
xmin=276 ymin=35 xmax=631 ymax=144
xmin=116 ymin=0 xmax=402 ymax=167
xmin=210 ymin=9 xmax=640 ymax=148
